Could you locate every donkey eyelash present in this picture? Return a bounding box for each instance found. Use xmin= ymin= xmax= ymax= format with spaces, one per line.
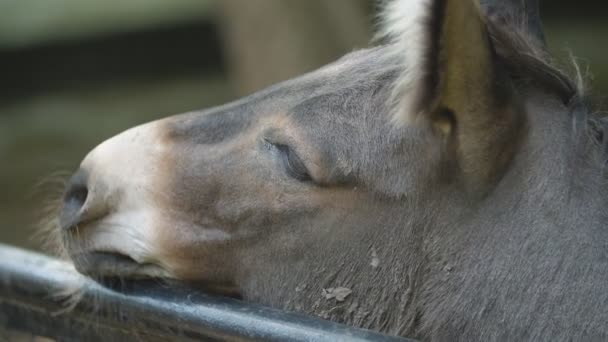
xmin=266 ymin=140 xmax=312 ymax=182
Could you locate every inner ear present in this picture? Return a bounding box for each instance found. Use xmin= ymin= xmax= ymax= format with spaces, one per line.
xmin=431 ymin=0 xmax=498 ymax=119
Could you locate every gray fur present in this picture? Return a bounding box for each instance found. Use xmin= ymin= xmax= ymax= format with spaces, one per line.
xmin=164 ymin=44 xmax=608 ymax=340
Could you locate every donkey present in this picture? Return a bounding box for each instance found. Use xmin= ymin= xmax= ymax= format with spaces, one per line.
xmin=53 ymin=0 xmax=608 ymax=340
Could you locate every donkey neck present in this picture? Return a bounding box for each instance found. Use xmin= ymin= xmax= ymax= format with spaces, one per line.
xmin=415 ymin=91 xmax=608 ymax=340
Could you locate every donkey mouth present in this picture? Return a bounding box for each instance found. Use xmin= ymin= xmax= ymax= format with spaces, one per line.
xmin=71 ymin=251 xmax=167 ymax=286
xmin=71 ymin=252 xmax=242 ymax=298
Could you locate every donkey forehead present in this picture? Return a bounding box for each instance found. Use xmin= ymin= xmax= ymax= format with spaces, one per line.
xmin=165 ymin=47 xmax=397 ymax=144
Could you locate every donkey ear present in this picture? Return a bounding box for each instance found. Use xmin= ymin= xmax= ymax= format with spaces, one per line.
xmin=383 ymin=0 xmax=523 ymax=190
xmin=383 ymin=0 xmax=502 ymax=127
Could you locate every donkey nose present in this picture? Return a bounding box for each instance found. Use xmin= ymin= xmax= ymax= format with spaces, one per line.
xmin=60 ymin=168 xmax=107 ymax=230
xmin=59 ymin=120 xmax=165 ymax=231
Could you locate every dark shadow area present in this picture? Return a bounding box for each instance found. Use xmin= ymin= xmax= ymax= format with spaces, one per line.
xmin=0 ymin=20 xmax=224 ymax=106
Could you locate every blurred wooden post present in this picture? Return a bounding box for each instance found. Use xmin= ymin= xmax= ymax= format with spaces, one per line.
xmin=216 ymin=0 xmax=372 ymax=96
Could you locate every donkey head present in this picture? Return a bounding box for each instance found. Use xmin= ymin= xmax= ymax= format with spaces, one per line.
xmin=56 ymin=0 xmax=604 ymax=338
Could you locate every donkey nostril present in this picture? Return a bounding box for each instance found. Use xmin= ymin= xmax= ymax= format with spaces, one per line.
xmin=60 ymin=169 xmax=90 ymax=230
xmin=64 ymin=184 xmax=88 ymax=211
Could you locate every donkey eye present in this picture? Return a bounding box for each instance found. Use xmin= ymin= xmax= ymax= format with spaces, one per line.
xmin=273 ymin=143 xmax=312 ymax=182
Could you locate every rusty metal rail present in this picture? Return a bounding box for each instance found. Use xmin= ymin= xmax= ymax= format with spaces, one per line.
xmin=0 ymin=243 xmax=414 ymax=341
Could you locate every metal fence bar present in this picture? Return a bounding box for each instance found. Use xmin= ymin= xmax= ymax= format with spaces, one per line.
xmin=0 ymin=243 xmax=414 ymax=341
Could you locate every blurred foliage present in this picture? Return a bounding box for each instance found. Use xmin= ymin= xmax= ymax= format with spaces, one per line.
xmin=0 ymin=0 xmax=211 ymax=48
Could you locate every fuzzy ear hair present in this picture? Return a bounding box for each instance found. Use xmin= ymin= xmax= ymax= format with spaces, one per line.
xmin=380 ymin=0 xmax=499 ymax=130
xmin=379 ymin=0 xmax=435 ymax=123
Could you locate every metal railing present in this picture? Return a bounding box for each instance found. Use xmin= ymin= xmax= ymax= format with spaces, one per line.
xmin=0 ymin=243 xmax=414 ymax=341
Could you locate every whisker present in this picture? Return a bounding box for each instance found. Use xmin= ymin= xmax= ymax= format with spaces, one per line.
xmin=31 ymin=169 xmax=72 ymax=258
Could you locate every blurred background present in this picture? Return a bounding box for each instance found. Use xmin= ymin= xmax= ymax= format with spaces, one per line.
xmin=0 ymin=1 xmax=606 ymax=251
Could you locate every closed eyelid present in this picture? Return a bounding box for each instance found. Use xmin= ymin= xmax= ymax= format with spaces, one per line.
xmin=260 ymin=127 xmax=325 ymax=183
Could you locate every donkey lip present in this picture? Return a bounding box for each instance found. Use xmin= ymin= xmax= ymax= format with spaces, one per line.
xmin=71 ymin=252 xmax=242 ymax=298
xmin=72 ymin=251 xmax=165 ymax=280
